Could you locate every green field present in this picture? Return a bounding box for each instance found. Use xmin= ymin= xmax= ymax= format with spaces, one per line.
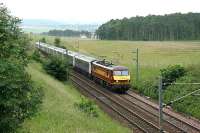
xmin=31 ymin=35 xmax=200 ymax=120
xmin=18 ymin=62 xmax=130 ymax=133
xmin=34 ymin=35 xmax=200 ymax=82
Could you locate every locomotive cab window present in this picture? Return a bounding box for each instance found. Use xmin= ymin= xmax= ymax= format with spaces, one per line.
xmin=122 ymin=70 xmax=129 ymax=76
xmin=113 ymin=70 xmax=129 ymax=76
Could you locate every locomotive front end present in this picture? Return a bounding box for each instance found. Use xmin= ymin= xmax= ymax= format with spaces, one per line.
xmin=112 ymin=66 xmax=131 ymax=92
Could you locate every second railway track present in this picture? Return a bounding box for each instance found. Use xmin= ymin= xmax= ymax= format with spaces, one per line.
xmin=125 ymin=90 xmax=200 ymax=133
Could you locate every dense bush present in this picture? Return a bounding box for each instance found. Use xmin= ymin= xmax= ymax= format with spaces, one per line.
xmin=32 ymin=50 xmax=42 ymax=62
xmin=136 ymin=79 xmax=159 ymax=99
xmin=0 ymin=60 xmax=43 ymax=132
xmin=164 ymin=65 xmax=200 ymax=120
xmin=74 ymin=97 xmax=98 ymax=117
xmin=0 ymin=4 xmax=43 ymax=132
xmin=43 ymin=56 xmax=69 ymax=81
xmin=54 ymin=37 xmax=61 ymax=45
xmin=135 ymin=65 xmax=186 ymax=99
xmin=40 ymin=37 xmax=46 ymax=43
xmin=160 ymin=65 xmax=186 ymax=85
xmin=54 ymin=38 xmax=67 ymax=49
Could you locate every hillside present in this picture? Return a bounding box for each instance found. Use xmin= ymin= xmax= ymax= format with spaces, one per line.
xmin=17 ymin=62 xmax=130 ymax=133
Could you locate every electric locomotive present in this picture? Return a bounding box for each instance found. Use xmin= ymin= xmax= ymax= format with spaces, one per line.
xmin=92 ymin=60 xmax=130 ymax=92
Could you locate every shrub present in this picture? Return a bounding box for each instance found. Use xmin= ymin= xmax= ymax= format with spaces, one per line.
xmin=40 ymin=37 xmax=46 ymax=43
xmin=74 ymin=97 xmax=98 ymax=117
xmin=54 ymin=37 xmax=61 ymax=45
xmin=32 ymin=50 xmax=42 ymax=62
xmin=160 ymin=65 xmax=186 ymax=85
xmin=163 ymin=65 xmax=200 ymax=120
xmin=43 ymin=56 xmax=69 ymax=81
xmin=54 ymin=38 xmax=66 ymax=49
xmin=135 ymin=79 xmax=158 ymax=99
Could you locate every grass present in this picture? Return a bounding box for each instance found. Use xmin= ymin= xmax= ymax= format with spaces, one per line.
xmin=17 ymin=62 xmax=130 ymax=133
xmin=33 ymin=35 xmax=200 ymax=82
xmin=31 ymin=35 xmax=200 ymax=120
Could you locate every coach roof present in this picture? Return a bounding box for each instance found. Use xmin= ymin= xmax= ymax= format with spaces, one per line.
xmin=75 ymin=53 xmax=96 ymax=63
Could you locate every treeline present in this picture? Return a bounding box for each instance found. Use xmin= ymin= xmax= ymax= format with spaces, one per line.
xmin=96 ymin=13 xmax=200 ymax=40
xmin=43 ymin=29 xmax=91 ymax=38
xmin=0 ymin=3 xmax=43 ymax=132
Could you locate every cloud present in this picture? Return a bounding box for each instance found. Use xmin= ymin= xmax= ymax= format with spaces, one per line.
xmin=2 ymin=0 xmax=200 ymax=23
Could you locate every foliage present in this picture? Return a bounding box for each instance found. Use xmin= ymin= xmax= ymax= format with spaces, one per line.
xmin=31 ymin=50 xmax=42 ymax=62
xmin=0 ymin=4 xmax=43 ymax=132
xmin=160 ymin=65 xmax=186 ymax=85
xmin=0 ymin=60 xmax=43 ymax=132
xmin=96 ymin=13 xmax=200 ymax=40
xmin=54 ymin=37 xmax=61 ymax=45
xmin=54 ymin=38 xmax=67 ymax=49
xmin=40 ymin=37 xmax=46 ymax=43
xmin=136 ymin=65 xmax=186 ymax=99
xmin=164 ymin=65 xmax=200 ymax=120
xmin=43 ymin=29 xmax=91 ymax=38
xmin=0 ymin=4 xmax=29 ymax=66
xmin=43 ymin=56 xmax=69 ymax=81
xmin=74 ymin=97 xmax=98 ymax=117
xmin=136 ymin=79 xmax=158 ymax=99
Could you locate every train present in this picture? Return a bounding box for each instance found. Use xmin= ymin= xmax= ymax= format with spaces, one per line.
xmin=36 ymin=42 xmax=130 ymax=93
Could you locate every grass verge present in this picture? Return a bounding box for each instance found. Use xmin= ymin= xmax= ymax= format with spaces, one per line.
xmin=17 ymin=62 xmax=130 ymax=133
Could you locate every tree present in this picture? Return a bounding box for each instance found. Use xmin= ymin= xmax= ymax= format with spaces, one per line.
xmin=54 ymin=37 xmax=61 ymax=47
xmin=0 ymin=3 xmax=43 ymax=132
xmin=40 ymin=37 xmax=46 ymax=43
xmin=43 ymin=29 xmax=92 ymax=38
xmin=43 ymin=56 xmax=69 ymax=81
xmin=96 ymin=13 xmax=200 ymax=41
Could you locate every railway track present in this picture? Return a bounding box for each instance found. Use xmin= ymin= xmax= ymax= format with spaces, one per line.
xmin=69 ymin=71 xmax=199 ymax=133
xmin=70 ymin=72 xmax=160 ymax=133
xmin=125 ymin=90 xmax=200 ymax=133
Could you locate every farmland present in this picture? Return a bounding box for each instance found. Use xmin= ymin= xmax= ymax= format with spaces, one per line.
xmin=32 ymin=35 xmax=200 ymax=120
xmin=33 ymin=35 xmax=200 ymax=82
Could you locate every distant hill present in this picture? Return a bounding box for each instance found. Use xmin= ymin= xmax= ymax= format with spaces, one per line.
xmin=21 ymin=19 xmax=100 ymax=33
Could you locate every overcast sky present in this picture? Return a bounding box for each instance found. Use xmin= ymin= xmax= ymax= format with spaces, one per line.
xmin=2 ymin=0 xmax=200 ymax=24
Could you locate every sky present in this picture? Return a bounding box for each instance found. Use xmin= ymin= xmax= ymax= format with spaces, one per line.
xmin=1 ymin=0 xmax=200 ymax=24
